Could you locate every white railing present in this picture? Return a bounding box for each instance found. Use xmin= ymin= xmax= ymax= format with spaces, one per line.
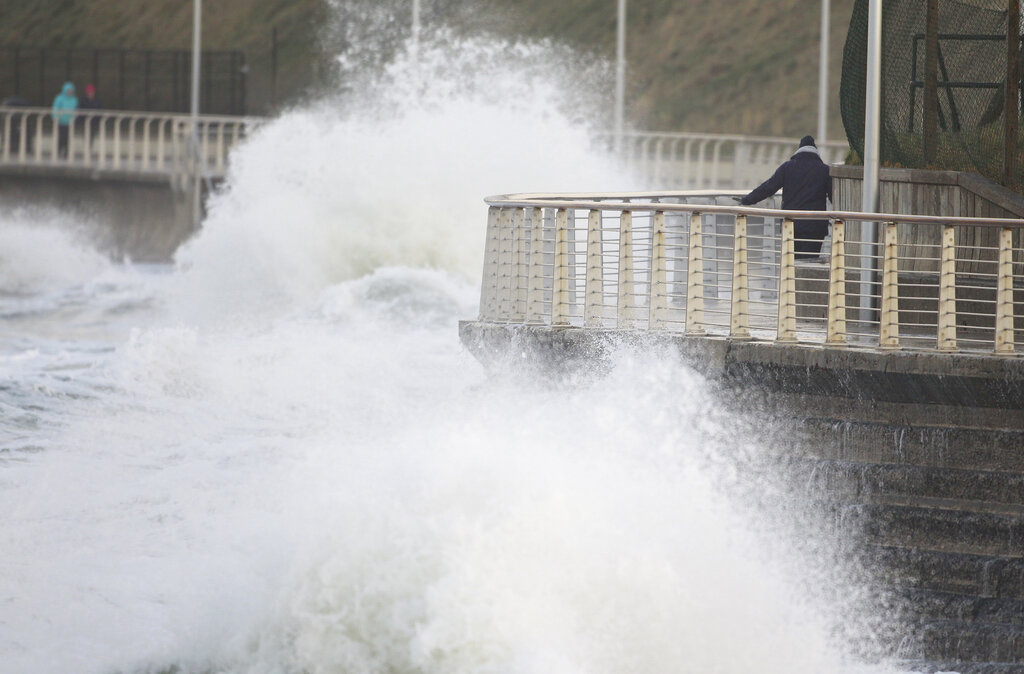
xmin=478 ymin=191 xmax=1024 ymax=356
xmin=611 ymin=132 xmax=849 ymax=189
xmin=0 ymin=106 xmax=259 ymax=178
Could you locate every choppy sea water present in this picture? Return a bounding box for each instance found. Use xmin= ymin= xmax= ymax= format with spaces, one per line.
xmin=0 ymin=26 xmax=920 ymax=674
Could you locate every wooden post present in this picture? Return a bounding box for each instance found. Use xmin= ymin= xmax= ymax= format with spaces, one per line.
xmin=649 ymin=211 xmax=668 ymax=329
xmin=1005 ymin=0 xmax=1020 ymax=188
xmin=617 ymin=210 xmax=637 ymax=328
xmin=685 ymin=212 xmax=706 ymax=334
xmin=730 ymin=215 xmax=751 ymax=339
xmin=879 ymin=222 xmax=901 ymax=349
xmin=826 ymin=219 xmax=848 ymax=346
xmin=937 ymin=224 xmax=958 ymax=351
xmin=995 ymin=227 xmax=1016 ymax=353
xmin=777 ymin=218 xmax=797 ymax=343
xmin=553 ymin=208 xmax=570 ymax=326
xmin=526 ymin=208 xmax=547 ymax=324
xmin=923 ymin=0 xmax=939 ymax=164
xmin=585 ymin=209 xmax=604 ymax=327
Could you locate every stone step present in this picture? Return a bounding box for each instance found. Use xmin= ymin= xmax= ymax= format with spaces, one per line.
xmin=770 ymin=457 xmax=1024 ymax=511
xmin=896 ymin=659 xmax=1024 ymax=673
xmin=868 ymin=546 xmax=1024 ymax=600
xmin=794 ymin=419 xmax=1024 ymax=473
xmin=895 ymin=588 xmax=1024 ymax=626
xmin=896 ymin=621 xmax=1024 ymax=663
xmin=837 ymin=503 xmax=1024 ymax=557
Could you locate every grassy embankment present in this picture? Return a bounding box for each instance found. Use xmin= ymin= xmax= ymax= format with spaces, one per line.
xmin=0 ymin=0 xmax=855 ymax=138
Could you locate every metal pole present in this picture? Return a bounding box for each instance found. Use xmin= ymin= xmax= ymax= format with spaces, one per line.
xmin=191 ymin=0 xmax=202 ymax=227
xmin=412 ymin=0 xmax=421 ymax=60
xmin=614 ymin=0 xmax=626 ymax=156
xmin=817 ymin=0 xmax=830 ymax=143
xmin=860 ymin=0 xmax=883 ymax=323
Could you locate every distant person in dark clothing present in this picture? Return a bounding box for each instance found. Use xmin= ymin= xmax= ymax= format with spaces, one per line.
xmin=52 ymin=81 xmax=78 ymax=158
xmin=739 ymin=135 xmax=833 ymax=259
xmin=78 ymin=83 xmax=103 ymax=152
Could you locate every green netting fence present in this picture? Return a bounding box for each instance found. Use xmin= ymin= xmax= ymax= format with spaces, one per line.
xmin=841 ymin=0 xmax=1022 ymax=191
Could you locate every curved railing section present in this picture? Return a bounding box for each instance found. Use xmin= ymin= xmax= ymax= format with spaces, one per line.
xmin=0 ymin=106 xmax=259 ymax=179
xmin=611 ymin=132 xmax=850 ymax=189
xmin=477 ymin=191 xmax=1024 ymax=356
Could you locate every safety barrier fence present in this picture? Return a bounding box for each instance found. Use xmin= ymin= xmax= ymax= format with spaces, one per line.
xmin=612 ymin=132 xmax=850 ymax=189
xmin=0 ymin=106 xmax=258 ymax=178
xmin=478 ymin=191 xmax=1024 ymax=356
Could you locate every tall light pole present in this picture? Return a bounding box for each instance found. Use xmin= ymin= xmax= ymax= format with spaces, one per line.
xmin=191 ymin=0 xmax=202 ymax=227
xmin=860 ymin=0 xmax=883 ymax=322
xmin=411 ymin=0 xmax=421 ymax=61
xmin=817 ymin=0 xmax=830 ymax=144
xmin=614 ymin=0 xmax=626 ymax=156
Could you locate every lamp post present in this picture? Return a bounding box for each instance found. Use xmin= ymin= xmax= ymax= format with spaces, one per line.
xmin=191 ymin=0 xmax=202 ymax=227
xmin=412 ymin=0 xmax=421 ymax=60
xmin=614 ymin=0 xmax=626 ymax=156
xmin=817 ymin=0 xmax=830 ymax=144
xmin=860 ymin=0 xmax=882 ymax=323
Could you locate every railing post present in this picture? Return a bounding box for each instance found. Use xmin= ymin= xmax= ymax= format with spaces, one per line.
xmin=685 ymin=212 xmax=705 ymax=334
xmin=496 ymin=207 xmax=514 ymax=322
xmin=585 ymin=209 xmax=604 ymax=327
xmin=479 ymin=206 xmax=501 ymax=321
xmin=995 ymin=226 xmax=1016 ymax=354
xmin=97 ymin=115 xmax=107 ymax=169
xmin=113 ymin=116 xmax=122 ymax=169
xmin=826 ymin=219 xmax=848 ymax=346
xmin=879 ymin=221 xmax=901 ymax=349
xmin=937 ymin=224 xmax=958 ymax=352
xmin=730 ymin=214 xmax=751 ymax=339
xmin=777 ymin=218 xmax=797 ymax=343
xmin=617 ymin=210 xmax=637 ymax=328
xmin=553 ymin=208 xmax=571 ymax=326
xmin=526 ymin=207 xmax=547 ymax=324
xmin=649 ymin=210 xmax=668 ymax=329
xmin=510 ymin=208 xmax=527 ymax=322
xmin=18 ymin=115 xmax=28 ymax=163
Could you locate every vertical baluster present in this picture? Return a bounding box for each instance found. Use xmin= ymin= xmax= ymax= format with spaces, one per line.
xmin=157 ymin=119 xmax=166 ymax=170
xmin=18 ymin=115 xmax=28 ymax=163
xmin=777 ymin=218 xmax=797 ymax=343
xmin=879 ymin=222 xmax=901 ymax=349
xmin=1 ymin=114 xmax=9 ymax=163
xmin=617 ymin=210 xmax=636 ymax=328
xmin=510 ymin=208 xmax=526 ymax=322
xmin=649 ymin=210 xmax=668 ymax=329
xmin=497 ymin=207 xmax=514 ymax=321
xmin=479 ymin=206 xmax=501 ymax=321
xmin=937 ymin=224 xmax=958 ymax=351
xmin=526 ymin=207 xmax=547 ymax=324
xmin=730 ymin=214 xmax=750 ymax=339
xmin=826 ymin=219 xmax=848 ymax=346
xmin=585 ymin=209 xmax=604 ymax=327
xmin=995 ymin=226 xmax=1016 ymax=354
xmin=553 ymin=208 xmax=570 ymax=326
xmin=685 ymin=211 xmax=705 ymax=334
xmin=113 ymin=116 xmax=122 ymax=169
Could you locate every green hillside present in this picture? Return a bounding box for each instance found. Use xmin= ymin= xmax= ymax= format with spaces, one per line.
xmin=0 ymin=0 xmax=854 ymax=139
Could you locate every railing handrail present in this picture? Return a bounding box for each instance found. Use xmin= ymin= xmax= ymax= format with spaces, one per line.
xmin=484 ymin=192 xmax=1024 ymax=230
xmin=0 ymin=105 xmax=263 ymax=126
xmin=613 ymin=129 xmax=850 ymax=150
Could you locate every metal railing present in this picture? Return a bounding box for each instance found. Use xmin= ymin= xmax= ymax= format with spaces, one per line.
xmin=611 ymin=132 xmax=850 ymax=189
xmin=0 ymin=106 xmax=258 ymax=178
xmin=478 ymin=191 xmax=1024 ymax=356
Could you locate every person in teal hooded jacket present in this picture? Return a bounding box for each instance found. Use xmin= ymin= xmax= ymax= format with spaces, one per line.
xmin=52 ymin=81 xmax=78 ymax=158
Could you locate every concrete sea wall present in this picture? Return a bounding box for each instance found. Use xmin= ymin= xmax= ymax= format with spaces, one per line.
xmin=461 ymin=321 xmax=1024 ymax=672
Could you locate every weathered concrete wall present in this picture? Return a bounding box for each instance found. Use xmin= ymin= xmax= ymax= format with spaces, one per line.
xmin=0 ymin=167 xmax=204 ymax=261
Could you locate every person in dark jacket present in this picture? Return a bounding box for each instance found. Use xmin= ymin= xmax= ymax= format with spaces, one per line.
xmin=739 ymin=135 xmax=833 ymax=259
xmin=78 ymin=84 xmax=103 ymax=153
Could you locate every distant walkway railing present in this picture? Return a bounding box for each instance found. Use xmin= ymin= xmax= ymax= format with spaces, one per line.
xmin=478 ymin=191 xmax=1024 ymax=356
xmin=610 ymin=132 xmax=850 ymax=189
xmin=0 ymin=106 xmax=259 ymax=179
